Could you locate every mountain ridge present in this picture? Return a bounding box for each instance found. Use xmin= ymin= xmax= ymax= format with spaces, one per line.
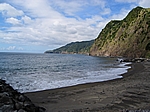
xmin=45 ymin=40 xmax=94 ymax=54
xmin=90 ymin=6 xmax=150 ymax=58
xmin=45 ymin=6 xmax=150 ymax=58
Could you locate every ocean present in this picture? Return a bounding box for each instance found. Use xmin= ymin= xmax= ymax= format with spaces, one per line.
xmin=0 ymin=52 xmax=130 ymax=93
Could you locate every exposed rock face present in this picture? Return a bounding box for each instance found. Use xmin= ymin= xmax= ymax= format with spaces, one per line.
xmin=90 ymin=6 xmax=150 ymax=58
xmin=0 ymin=79 xmax=46 ymax=112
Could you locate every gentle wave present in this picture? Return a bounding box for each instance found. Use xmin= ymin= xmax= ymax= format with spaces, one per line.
xmin=0 ymin=53 xmax=131 ymax=93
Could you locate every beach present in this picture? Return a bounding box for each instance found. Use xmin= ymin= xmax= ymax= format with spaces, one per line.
xmin=25 ymin=61 xmax=150 ymax=112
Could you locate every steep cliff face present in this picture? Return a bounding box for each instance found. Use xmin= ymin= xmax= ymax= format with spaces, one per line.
xmin=90 ymin=7 xmax=150 ymax=58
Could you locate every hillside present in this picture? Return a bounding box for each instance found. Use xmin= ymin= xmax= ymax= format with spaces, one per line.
xmin=90 ymin=6 xmax=150 ymax=58
xmin=45 ymin=40 xmax=94 ymax=54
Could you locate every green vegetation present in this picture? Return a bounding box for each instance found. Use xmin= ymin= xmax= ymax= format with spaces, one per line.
xmin=45 ymin=6 xmax=150 ymax=58
xmin=90 ymin=6 xmax=150 ymax=58
xmin=123 ymin=6 xmax=143 ymax=25
xmin=45 ymin=40 xmax=94 ymax=54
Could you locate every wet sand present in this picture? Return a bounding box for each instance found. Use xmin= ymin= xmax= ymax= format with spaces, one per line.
xmin=25 ymin=62 xmax=150 ymax=112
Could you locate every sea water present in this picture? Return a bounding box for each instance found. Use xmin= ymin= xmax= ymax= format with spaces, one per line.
xmin=0 ymin=52 xmax=131 ymax=93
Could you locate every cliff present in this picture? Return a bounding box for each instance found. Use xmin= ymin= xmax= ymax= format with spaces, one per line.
xmin=45 ymin=40 xmax=94 ymax=54
xmin=90 ymin=6 xmax=150 ymax=58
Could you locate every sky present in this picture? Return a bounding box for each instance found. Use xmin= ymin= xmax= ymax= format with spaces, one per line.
xmin=0 ymin=0 xmax=150 ymax=53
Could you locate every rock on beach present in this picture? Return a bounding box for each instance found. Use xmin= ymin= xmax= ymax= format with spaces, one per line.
xmin=0 ymin=79 xmax=46 ymax=112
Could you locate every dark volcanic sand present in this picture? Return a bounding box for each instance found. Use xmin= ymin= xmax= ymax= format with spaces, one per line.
xmin=25 ymin=62 xmax=150 ymax=112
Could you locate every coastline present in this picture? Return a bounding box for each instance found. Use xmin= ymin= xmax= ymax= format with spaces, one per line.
xmin=25 ymin=61 xmax=150 ymax=112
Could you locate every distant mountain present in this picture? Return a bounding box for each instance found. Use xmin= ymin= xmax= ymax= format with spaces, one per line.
xmin=90 ymin=6 xmax=150 ymax=58
xmin=45 ymin=40 xmax=94 ymax=55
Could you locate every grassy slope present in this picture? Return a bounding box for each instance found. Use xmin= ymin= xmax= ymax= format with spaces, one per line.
xmin=90 ymin=6 xmax=150 ymax=58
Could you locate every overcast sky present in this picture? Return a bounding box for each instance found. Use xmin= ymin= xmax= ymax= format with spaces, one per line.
xmin=0 ymin=0 xmax=150 ymax=53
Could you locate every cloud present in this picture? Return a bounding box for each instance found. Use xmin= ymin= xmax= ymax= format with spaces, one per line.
xmin=101 ymin=8 xmax=111 ymax=15
xmin=49 ymin=0 xmax=109 ymax=18
xmin=110 ymin=8 xmax=130 ymax=20
xmin=21 ymin=16 xmax=32 ymax=24
xmin=17 ymin=47 xmax=23 ymax=50
xmin=0 ymin=1 xmax=105 ymax=46
xmin=139 ymin=0 xmax=150 ymax=8
xmin=0 ymin=45 xmax=23 ymax=51
xmin=115 ymin=0 xmax=140 ymax=3
xmin=7 ymin=46 xmax=16 ymax=50
xmin=50 ymin=0 xmax=83 ymax=16
xmin=115 ymin=0 xmax=150 ymax=8
xmin=6 ymin=17 xmax=21 ymax=25
xmin=1 ymin=0 xmax=146 ymax=52
xmin=0 ymin=3 xmax=24 ymax=17
xmin=8 ymin=0 xmax=62 ymax=18
xmin=90 ymin=0 xmax=106 ymax=7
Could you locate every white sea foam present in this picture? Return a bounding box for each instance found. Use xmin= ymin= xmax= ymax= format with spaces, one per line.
xmin=7 ymin=62 xmax=130 ymax=93
xmin=0 ymin=53 xmax=131 ymax=93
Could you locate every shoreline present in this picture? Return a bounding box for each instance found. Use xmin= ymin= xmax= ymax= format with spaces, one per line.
xmin=25 ymin=62 xmax=132 ymax=93
xmin=25 ymin=61 xmax=150 ymax=112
